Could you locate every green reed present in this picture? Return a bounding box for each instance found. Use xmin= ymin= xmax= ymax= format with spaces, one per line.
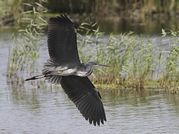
xmin=159 ymin=30 xmax=179 ymax=92
xmin=6 ymin=1 xmax=178 ymax=92
xmin=78 ymin=25 xmax=179 ymax=91
xmin=7 ymin=2 xmax=47 ymax=84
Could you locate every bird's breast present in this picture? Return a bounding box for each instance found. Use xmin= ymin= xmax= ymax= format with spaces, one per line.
xmin=62 ymin=68 xmax=77 ymax=75
xmin=75 ymin=69 xmax=92 ymax=77
xmin=56 ymin=68 xmax=77 ymax=76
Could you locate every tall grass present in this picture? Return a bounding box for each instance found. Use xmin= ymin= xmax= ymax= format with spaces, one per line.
xmin=6 ymin=1 xmax=179 ymax=92
xmin=159 ymin=30 xmax=179 ymax=92
xmin=7 ymin=2 xmax=47 ymax=85
xmin=78 ymin=26 xmax=179 ymax=91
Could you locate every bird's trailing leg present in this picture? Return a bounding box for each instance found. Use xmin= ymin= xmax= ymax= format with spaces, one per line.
xmin=25 ymin=74 xmax=45 ymax=81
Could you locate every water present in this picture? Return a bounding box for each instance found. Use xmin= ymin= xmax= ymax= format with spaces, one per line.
xmin=1 ymin=32 xmax=179 ymax=134
xmin=97 ymin=16 xmax=179 ymax=35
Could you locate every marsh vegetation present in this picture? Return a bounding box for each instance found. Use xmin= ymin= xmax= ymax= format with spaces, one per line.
xmin=7 ymin=2 xmax=47 ymax=85
xmin=3 ymin=1 xmax=178 ymax=93
xmin=78 ymin=27 xmax=179 ymax=92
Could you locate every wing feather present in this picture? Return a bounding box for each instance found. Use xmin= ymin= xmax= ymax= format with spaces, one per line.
xmin=60 ymin=76 xmax=106 ymax=126
xmin=48 ymin=15 xmax=80 ymax=66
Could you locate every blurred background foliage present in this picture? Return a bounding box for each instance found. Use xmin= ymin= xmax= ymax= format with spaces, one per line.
xmin=1 ymin=0 xmax=179 ymax=34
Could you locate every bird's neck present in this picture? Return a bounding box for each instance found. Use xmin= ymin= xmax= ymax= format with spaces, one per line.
xmin=81 ymin=63 xmax=93 ymax=75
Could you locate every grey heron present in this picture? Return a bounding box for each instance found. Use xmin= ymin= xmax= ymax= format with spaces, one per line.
xmin=25 ymin=15 xmax=107 ymax=126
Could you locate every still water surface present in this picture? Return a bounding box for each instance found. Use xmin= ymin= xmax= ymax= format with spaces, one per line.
xmin=0 ymin=33 xmax=179 ymax=134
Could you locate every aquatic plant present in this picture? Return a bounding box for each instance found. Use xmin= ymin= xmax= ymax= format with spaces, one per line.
xmin=77 ymin=25 xmax=179 ymax=91
xmin=6 ymin=1 xmax=179 ymax=93
xmin=159 ymin=30 xmax=179 ymax=91
xmin=7 ymin=2 xmax=47 ymax=84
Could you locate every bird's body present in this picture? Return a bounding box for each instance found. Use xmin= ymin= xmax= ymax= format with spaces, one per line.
xmin=25 ymin=15 xmax=107 ymax=126
xmin=42 ymin=60 xmax=94 ymax=78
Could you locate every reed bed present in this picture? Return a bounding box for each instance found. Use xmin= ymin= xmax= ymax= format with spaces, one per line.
xmin=78 ymin=26 xmax=179 ymax=92
xmin=7 ymin=2 xmax=47 ymax=86
xmin=6 ymin=2 xmax=179 ymax=93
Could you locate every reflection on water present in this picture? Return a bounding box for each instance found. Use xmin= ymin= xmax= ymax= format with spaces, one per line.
xmin=1 ymin=82 xmax=179 ymax=134
xmin=98 ymin=17 xmax=179 ymax=35
xmin=1 ymin=32 xmax=179 ymax=134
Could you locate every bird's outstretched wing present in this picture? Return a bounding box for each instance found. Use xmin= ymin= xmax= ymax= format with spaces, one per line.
xmin=60 ymin=76 xmax=106 ymax=126
xmin=48 ymin=15 xmax=80 ymax=66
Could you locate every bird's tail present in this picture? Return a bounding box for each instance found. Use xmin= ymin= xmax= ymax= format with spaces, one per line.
xmin=25 ymin=74 xmax=45 ymax=81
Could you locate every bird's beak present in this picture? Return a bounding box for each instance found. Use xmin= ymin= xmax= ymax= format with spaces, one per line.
xmin=96 ymin=63 xmax=109 ymax=67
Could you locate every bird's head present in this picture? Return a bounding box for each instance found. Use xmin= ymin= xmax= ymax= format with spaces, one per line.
xmin=87 ymin=61 xmax=109 ymax=67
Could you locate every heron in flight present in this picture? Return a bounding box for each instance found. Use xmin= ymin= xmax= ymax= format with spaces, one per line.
xmin=25 ymin=15 xmax=107 ymax=126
